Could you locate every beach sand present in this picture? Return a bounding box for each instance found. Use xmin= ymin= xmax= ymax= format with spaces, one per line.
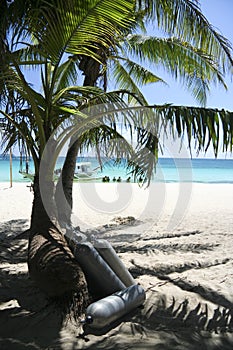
xmin=0 ymin=182 xmax=233 ymax=349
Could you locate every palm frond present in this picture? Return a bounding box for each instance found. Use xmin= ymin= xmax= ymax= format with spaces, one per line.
xmin=136 ymin=0 xmax=233 ymax=72
xmin=13 ymin=44 xmax=47 ymax=69
xmin=111 ymin=59 xmax=150 ymax=105
xmin=27 ymin=0 xmax=135 ymax=65
xmin=126 ymin=35 xmax=228 ymax=105
xmin=123 ymin=58 xmax=166 ymax=85
xmin=153 ymin=104 xmax=233 ymax=157
xmin=53 ymin=58 xmax=79 ymax=93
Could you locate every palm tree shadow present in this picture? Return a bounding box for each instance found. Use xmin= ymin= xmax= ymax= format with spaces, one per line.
xmin=84 ymin=216 xmax=142 ymax=244
xmin=143 ymin=292 xmax=233 ymax=332
xmin=0 ymin=220 xmax=67 ymax=350
xmin=78 ymin=292 xmax=233 ymax=350
xmin=130 ymin=263 xmax=233 ymax=310
xmin=1 ymin=220 xmax=233 ymax=349
xmin=136 ymin=292 xmax=233 ymax=350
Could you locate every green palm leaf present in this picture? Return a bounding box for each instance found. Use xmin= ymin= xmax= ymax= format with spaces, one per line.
xmin=28 ymin=0 xmax=135 ymax=65
xmin=139 ymin=0 xmax=233 ymax=71
xmin=157 ymin=104 xmax=233 ymax=157
xmin=125 ymin=35 xmax=227 ymax=105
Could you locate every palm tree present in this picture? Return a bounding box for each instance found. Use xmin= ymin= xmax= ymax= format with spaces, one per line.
xmin=0 ymin=0 xmax=233 ymax=311
xmin=57 ymin=0 xmax=233 ymax=224
xmin=0 ymin=0 xmax=141 ymax=307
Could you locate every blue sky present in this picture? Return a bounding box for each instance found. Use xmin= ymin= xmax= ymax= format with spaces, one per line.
xmin=141 ymin=0 xmax=233 ymax=158
xmin=142 ymin=0 xmax=233 ymax=111
xmin=199 ymin=0 xmax=233 ymax=110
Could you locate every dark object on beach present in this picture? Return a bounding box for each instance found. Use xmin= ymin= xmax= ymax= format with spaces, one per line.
xmin=117 ymin=176 xmax=121 ymax=182
xmin=26 ymin=161 xmax=29 ymax=174
xmin=102 ymin=176 xmax=110 ymax=182
xmin=95 ymin=239 xmax=135 ymax=287
xmin=72 ymin=242 xmax=125 ymax=299
xmin=82 ymin=284 xmax=146 ymax=329
xmin=126 ymin=177 xmax=131 ymax=182
xmin=112 ymin=176 xmax=116 ymax=182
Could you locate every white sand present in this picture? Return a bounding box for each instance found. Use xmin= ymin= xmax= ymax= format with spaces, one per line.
xmin=1 ymin=181 xmax=233 ymax=233
xmin=0 ymin=182 xmax=233 ymax=349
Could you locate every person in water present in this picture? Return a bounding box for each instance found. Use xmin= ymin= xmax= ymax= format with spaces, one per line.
xmin=102 ymin=176 xmax=110 ymax=182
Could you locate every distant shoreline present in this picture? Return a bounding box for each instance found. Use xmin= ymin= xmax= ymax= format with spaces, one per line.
xmin=1 ymin=157 xmax=233 ymax=183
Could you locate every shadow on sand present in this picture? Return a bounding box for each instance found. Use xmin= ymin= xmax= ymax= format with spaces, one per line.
xmin=81 ymin=291 xmax=233 ymax=350
xmin=0 ymin=220 xmax=65 ymax=350
xmin=1 ymin=220 xmax=233 ymax=349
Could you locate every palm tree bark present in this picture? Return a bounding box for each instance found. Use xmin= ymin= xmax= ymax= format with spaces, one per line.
xmin=55 ymin=56 xmax=101 ymax=227
xmin=28 ymin=173 xmax=89 ymax=308
xmin=55 ymin=138 xmax=81 ymax=227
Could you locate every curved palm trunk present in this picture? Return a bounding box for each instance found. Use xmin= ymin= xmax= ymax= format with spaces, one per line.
xmin=28 ymin=173 xmax=89 ymax=309
xmin=55 ymin=138 xmax=81 ymax=227
xmin=55 ymin=56 xmax=101 ymax=227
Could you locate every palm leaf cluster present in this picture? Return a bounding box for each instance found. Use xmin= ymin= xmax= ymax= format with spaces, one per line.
xmin=0 ymin=0 xmax=233 ymax=183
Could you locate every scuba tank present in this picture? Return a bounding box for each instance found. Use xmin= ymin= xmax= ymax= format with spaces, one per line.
xmin=72 ymin=241 xmax=125 ymax=299
xmin=94 ymin=239 xmax=135 ymax=287
xmin=82 ymin=284 xmax=146 ymax=329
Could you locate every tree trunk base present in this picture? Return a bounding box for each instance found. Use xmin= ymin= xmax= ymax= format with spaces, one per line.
xmin=28 ymin=226 xmax=90 ymax=314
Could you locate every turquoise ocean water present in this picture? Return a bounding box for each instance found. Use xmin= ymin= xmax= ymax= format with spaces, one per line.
xmin=1 ymin=156 xmax=233 ymax=183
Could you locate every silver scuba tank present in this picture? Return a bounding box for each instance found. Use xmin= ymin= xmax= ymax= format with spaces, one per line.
xmin=83 ymin=284 xmax=146 ymax=329
xmin=94 ymin=239 xmax=135 ymax=287
xmin=72 ymin=241 xmax=125 ymax=298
